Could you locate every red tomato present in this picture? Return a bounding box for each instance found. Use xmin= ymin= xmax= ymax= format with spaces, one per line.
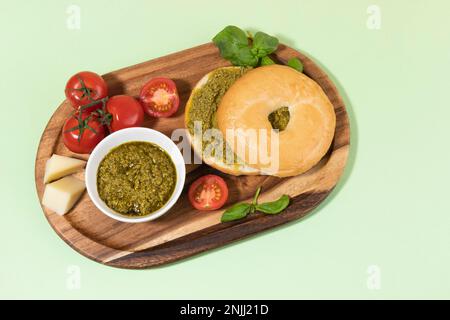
xmin=139 ymin=77 xmax=179 ymax=117
xmin=188 ymin=175 xmax=229 ymax=211
xmin=62 ymin=112 xmax=107 ymax=154
xmin=105 ymin=95 xmax=144 ymax=132
xmin=65 ymin=71 xmax=108 ymax=112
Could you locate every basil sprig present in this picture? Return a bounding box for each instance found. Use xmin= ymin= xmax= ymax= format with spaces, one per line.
xmin=212 ymin=25 xmax=303 ymax=72
xmin=221 ymin=187 xmax=290 ymax=222
xmin=212 ymin=26 xmax=278 ymax=67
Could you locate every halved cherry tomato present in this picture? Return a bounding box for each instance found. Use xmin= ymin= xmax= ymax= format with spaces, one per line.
xmin=62 ymin=112 xmax=107 ymax=154
xmin=105 ymin=95 xmax=144 ymax=132
xmin=65 ymin=71 xmax=108 ymax=112
xmin=188 ymin=175 xmax=229 ymax=211
xmin=139 ymin=77 xmax=179 ymax=118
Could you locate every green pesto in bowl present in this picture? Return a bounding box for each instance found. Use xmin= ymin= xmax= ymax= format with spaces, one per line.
xmin=97 ymin=141 xmax=176 ymax=216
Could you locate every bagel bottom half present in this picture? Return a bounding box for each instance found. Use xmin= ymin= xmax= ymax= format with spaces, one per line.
xmin=184 ymin=66 xmax=260 ymax=176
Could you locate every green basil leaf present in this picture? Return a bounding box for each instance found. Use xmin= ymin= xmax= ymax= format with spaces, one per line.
xmin=221 ymin=203 xmax=252 ymax=222
xmin=255 ymin=195 xmax=290 ymax=214
xmin=212 ymin=26 xmax=259 ymax=66
xmin=260 ymin=56 xmax=275 ymax=66
xmin=287 ymin=57 xmax=304 ymax=72
xmin=252 ymin=31 xmax=279 ymax=57
xmin=213 ymin=26 xmax=248 ymax=47
xmin=228 ymin=46 xmax=259 ymax=67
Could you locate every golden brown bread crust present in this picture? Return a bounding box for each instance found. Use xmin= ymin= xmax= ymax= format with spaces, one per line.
xmin=217 ymin=65 xmax=336 ymax=177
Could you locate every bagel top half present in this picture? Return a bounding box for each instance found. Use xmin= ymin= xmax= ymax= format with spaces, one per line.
xmin=216 ymin=64 xmax=336 ymax=177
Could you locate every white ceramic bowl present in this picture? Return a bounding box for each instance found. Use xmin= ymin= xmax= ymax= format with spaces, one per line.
xmin=85 ymin=127 xmax=185 ymax=223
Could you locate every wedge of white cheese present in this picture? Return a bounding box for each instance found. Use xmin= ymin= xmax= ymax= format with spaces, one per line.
xmin=44 ymin=154 xmax=85 ymax=184
xmin=42 ymin=176 xmax=85 ymax=215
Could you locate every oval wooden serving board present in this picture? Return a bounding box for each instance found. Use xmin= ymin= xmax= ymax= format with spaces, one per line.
xmin=35 ymin=43 xmax=350 ymax=269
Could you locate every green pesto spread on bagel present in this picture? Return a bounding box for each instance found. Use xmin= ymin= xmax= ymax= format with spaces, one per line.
xmin=187 ymin=67 xmax=249 ymax=135
xmin=186 ymin=67 xmax=250 ymax=163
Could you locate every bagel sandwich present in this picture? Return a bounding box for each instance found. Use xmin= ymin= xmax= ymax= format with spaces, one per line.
xmin=184 ymin=64 xmax=336 ymax=177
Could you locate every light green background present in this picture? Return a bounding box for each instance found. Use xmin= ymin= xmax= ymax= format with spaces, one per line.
xmin=1 ymin=0 xmax=449 ymax=299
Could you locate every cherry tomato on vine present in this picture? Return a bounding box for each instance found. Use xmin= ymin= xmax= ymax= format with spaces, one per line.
xmin=139 ymin=77 xmax=179 ymax=118
xmin=65 ymin=71 xmax=108 ymax=112
xmin=188 ymin=175 xmax=229 ymax=211
xmin=62 ymin=112 xmax=107 ymax=154
xmin=103 ymin=95 xmax=145 ymax=132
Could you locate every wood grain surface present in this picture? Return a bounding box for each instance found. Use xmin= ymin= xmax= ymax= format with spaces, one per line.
xmin=34 ymin=43 xmax=350 ymax=269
